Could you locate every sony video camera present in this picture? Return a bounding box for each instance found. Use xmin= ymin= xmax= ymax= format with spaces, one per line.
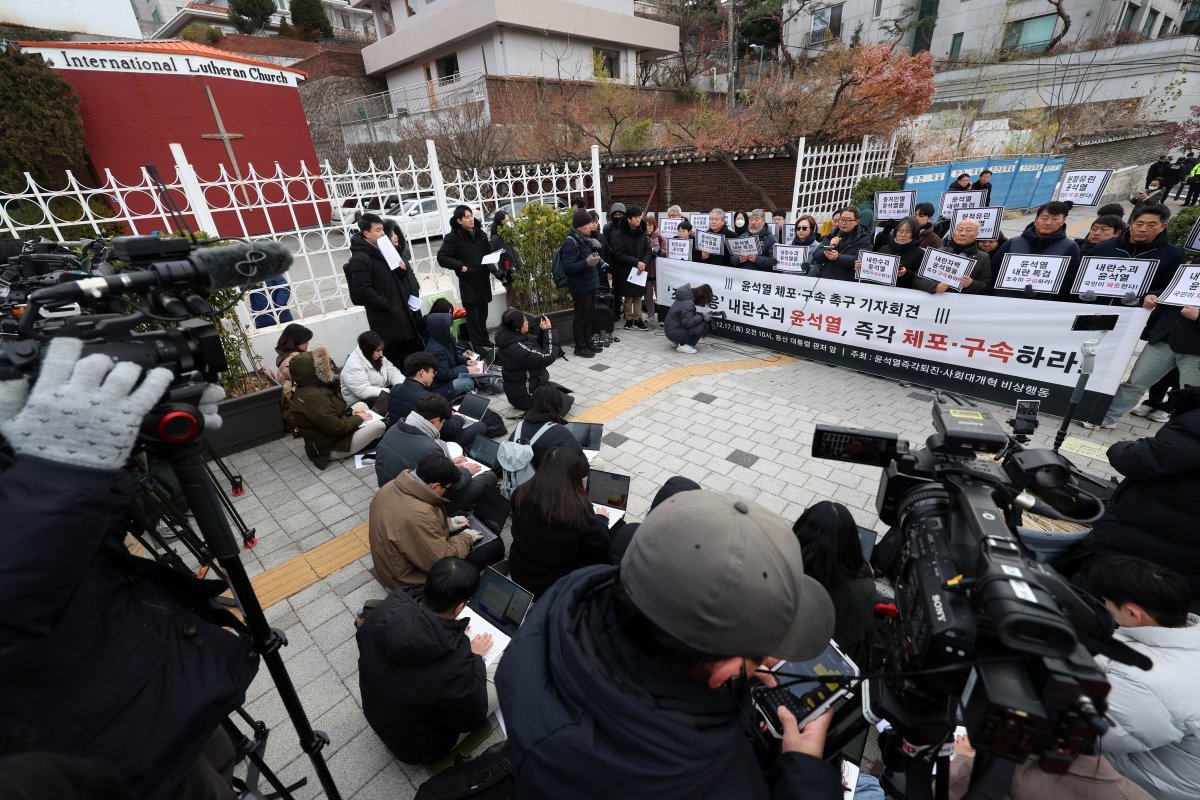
xmin=812 ymin=397 xmax=1147 ymax=780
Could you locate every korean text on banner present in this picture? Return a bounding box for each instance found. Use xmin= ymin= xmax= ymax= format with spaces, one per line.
xmin=1155 ymin=265 xmax=1200 ymax=307
xmin=1071 ymin=257 xmax=1158 ymax=298
xmin=654 ymin=258 xmax=1146 ymax=417
xmin=874 ymin=191 xmax=916 ymax=221
xmin=857 ymin=250 xmax=900 ymax=286
xmin=903 ymin=164 xmax=949 ymax=207
xmin=917 ymin=249 xmax=976 ymax=290
xmin=995 ymin=254 xmax=1071 ymax=294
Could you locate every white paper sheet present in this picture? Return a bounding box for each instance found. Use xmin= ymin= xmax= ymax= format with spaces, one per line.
xmin=407 ymin=295 xmax=421 ymax=311
xmin=627 ymin=267 xmax=648 ymax=286
xmin=378 ymin=236 xmax=403 ymax=269
xmin=593 ymin=504 xmax=625 ymax=528
xmin=456 ymin=608 xmax=512 ymax=667
xmin=482 ymin=250 xmax=503 ymax=265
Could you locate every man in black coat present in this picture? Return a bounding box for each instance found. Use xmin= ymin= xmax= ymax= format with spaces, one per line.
xmin=437 ymin=205 xmax=494 ymax=352
xmin=697 ymin=207 xmax=735 ymax=267
xmin=815 ymin=206 xmax=871 ymax=281
xmin=358 ymin=557 xmax=496 ymax=764
xmin=562 ymin=210 xmax=602 ymax=357
xmin=346 ymin=213 xmax=425 ymax=365
xmin=1067 ymin=387 xmax=1200 ymax=596
xmin=387 ymin=352 xmax=485 ymax=447
xmin=1146 ymin=156 xmax=1171 ymax=191
xmin=608 ymin=206 xmax=651 ymax=330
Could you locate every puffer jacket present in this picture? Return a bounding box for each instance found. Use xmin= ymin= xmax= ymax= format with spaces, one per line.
xmin=340 ymin=345 xmax=404 ymax=405
xmin=1097 ymin=613 xmax=1200 ymax=800
xmin=664 ymin=283 xmax=708 ymax=345
xmin=608 ymin=216 xmax=650 ymax=299
xmin=496 ymin=325 xmax=559 ymax=411
xmin=345 ymin=232 xmax=423 ymax=345
xmin=357 ymin=587 xmax=487 ymax=764
xmin=992 ymin=223 xmax=1081 ymax=300
xmin=425 ymin=312 xmax=469 ymax=393
xmin=815 ymin=224 xmax=871 ymax=281
xmin=290 ymin=346 xmax=363 ymax=469
xmin=437 ymin=220 xmax=493 ymax=305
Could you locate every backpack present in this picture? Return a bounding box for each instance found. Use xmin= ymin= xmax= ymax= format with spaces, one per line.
xmin=343 ymin=260 xmax=365 ymax=306
xmin=414 ymin=742 xmax=514 ymax=800
xmin=496 ymin=420 xmax=554 ymax=498
xmin=551 ymin=243 xmax=569 ymax=289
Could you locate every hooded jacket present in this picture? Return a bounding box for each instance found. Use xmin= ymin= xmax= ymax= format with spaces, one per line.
xmin=425 ymin=311 xmax=469 ymax=391
xmin=495 ymin=566 xmax=843 ymax=800
xmin=816 ymin=224 xmax=871 ymax=281
xmin=1086 ymin=388 xmax=1200 ymax=594
xmin=340 ymin=345 xmax=404 ymax=406
xmin=608 ymin=216 xmax=650 ymax=299
xmin=496 ymin=325 xmax=559 ymax=412
xmin=664 ymin=283 xmax=708 ymax=345
xmin=357 ymin=588 xmax=488 ymax=764
xmin=368 ymin=469 xmax=470 ymax=589
xmin=290 ymin=347 xmax=362 ymax=468
xmin=345 ymin=231 xmax=423 ymax=345
xmin=437 ymin=219 xmax=493 ymax=305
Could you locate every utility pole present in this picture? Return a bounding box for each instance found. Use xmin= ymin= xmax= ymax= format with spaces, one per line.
xmin=726 ymin=0 xmax=736 ymax=110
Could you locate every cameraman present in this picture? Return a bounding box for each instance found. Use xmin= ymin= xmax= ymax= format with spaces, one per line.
xmin=496 ymin=490 xmax=843 ymax=799
xmin=0 ymin=340 xmax=258 ymax=799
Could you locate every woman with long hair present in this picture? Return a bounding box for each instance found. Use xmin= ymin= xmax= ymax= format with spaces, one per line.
xmin=663 ymin=283 xmax=714 ymax=355
xmin=274 ymin=323 xmax=313 ymax=382
xmin=495 ymin=309 xmax=564 ymax=412
xmin=488 ymin=210 xmax=522 ymax=286
xmin=340 ymin=330 xmax=404 ymax=405
xmin=792 ymin=501 xmax=880 ymax=665
xmin=437 ymin=204 xmax=493 ymax=352
xmin=508 ymin=448 xmax=611 ymax=598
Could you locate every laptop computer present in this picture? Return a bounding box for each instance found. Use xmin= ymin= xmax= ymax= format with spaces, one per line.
xmin=587 ymin=469 xmax=630 ymax=529
xmin=371 ymin=391 xmax=391 ymax=415
xmin=566 ymin=422 xmax=603 ymax=451
xmin=467 ymin=436 xmax=501 ymax=472
xmin=455 ymin=392 xmax=491 ymax=423
xmin=457 ymin=566 xmax=535 ymax=665
xmin=463 ymin=484 xmax=511 ymax=548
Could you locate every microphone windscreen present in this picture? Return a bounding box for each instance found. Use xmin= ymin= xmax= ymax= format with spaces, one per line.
xmin=190 ymin=241 xmax=294 ymax=292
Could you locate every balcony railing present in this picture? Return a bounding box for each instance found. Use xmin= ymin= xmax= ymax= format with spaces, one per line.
xmin=336 ymin=68 xmax=486 ymax=126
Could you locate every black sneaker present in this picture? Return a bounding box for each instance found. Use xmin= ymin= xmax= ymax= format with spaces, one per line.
xmin=573 ymin=348 xmax=595 ymax=358
xmin=624 ymin=320 xmax=634 ymax=329
xmin=633 ymin=319 xmax=647 ymax=330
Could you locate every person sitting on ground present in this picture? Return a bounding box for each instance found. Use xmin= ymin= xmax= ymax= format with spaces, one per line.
xmin=357 ymin=557 xmax=497 ymax=765
xmin=664 ymin=282 xmax=714 ymax=355
xmin=274 ymin=322 xmax=313 ymax=382
xmin=1075 ymin=213 xmax=1126 ymax=258
xmin=993 ymin=201 xmax=1081 ymax=299
xmin=374 ymin=394 xmax=497 ymax=515
xmin=814 ymin=206 xmax=871 ymax=281
xmin=509 ymin=448 xmax=611 ymax=599
xmin=425 ymin=298 xmax=479 ymax=399
xmin=495 ymin=308 xmax=565 ymax=413
xmin=858 ymin=214 xmax=923 ymax=289
xmin=697 ymin=208 xmax=735 ymax=267
xmin=912 ymin=218 xmax=993 ymax=295
xmin=507 ymin=384 xmax=586 ymax=472
xmin=341 ymin=330 xmax=404 ymax=406
xmin=290 ymin=346 xmax=385 ymax=469
xmin=791 ymin=501 xmax=881 ymax=667
xmin=387 ymin=352 xmax=485 ymax=447
xmin=369 ymin=452 xmax=504 ymax=589
xmin=1089 ymin=556 xmax=1200 ymax=800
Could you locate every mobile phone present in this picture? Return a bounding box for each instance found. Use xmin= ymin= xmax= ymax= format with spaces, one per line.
xmin=1072 ymin=314 xmax=1119 ymax=332
xmin=1013 ymin=399 xmax=1040 ymax=435
xmin=752 ymin=641 xmax=858 ymax=739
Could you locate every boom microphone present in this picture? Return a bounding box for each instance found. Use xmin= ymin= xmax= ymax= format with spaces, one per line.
xmin=28 ymin=241 xmax=293 ymax=303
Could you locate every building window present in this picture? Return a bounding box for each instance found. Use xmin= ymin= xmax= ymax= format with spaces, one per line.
xmin=1159 ymin=14 xmax=1173 ymax=35
xmin=436 ymin=53 xmax=460 ymax=81
xmin=594 ymin=48 xmax=620 ymax=79
xmin=949 ymin=32 xmax=964 ymax=57
xmin=1118 ymin=3 xmax=1140 ymax=31
xmin=1002 ymin=13 xmax=1057 ymax=50
xmin=873 ymin=0 xmax=882 ymax=18
xmin=809 ymin=3 xmax=843 ymax=44
xmin=1141 ymin=8 xmax=1159 ymax=36
xmin=152 ymin=7 xmax=162 ymax=22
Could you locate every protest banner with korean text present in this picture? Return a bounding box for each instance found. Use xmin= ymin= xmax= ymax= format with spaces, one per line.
xmin=1056 ymin=170 xmax=1112 ymax=206
xmin=950 ymin=207 xmax=1004 ymax=240
xmin=689 ymin=213 xmax=709 ymax=232
xmin=995 ymin=254 xmax=1070 ymax=294
xmin=726 ymin=237 xmax=759 ymax=257
xmin=658 ymin=217 xmax=682 ymax=238
xmin=696 ymin=231 xmax=725 ymax=255
xmin=667 ymin=237 xmax=693 ymax=261
xmin=1156 ymin=265 xmax=1200 ymax=307
xmin=1185 ymin=216 xmax=1200 ymax=252
xmin=777 ymin=223 xmax=796 ymax=244
xmin=773 ymin=245 xmax=809 ymax=273
xmin=938 ymin=190 xmax=987 ymax=219
xmin=655 ymin=258 xmax=1146 ymax=418
xmin=874 ymin=191 xmax=916 ymax=221
xmin=917 ymin=249 xmax=976 ymax=290
xmin=857 ymin=250 xmax=900 ymax=286
xmin=1071 ymin=257 xmax=1158 ymax=298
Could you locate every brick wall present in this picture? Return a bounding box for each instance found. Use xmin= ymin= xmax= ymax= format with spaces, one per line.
xmin=292 ymin=50 xmax=371 ymax=80
xmin=484 ymin=76 xmax=701 ymax=126
xmin=211 ymin=34 xmax=364 ymax=61
xmin=603 ymin=152 xmax=798 ymax=215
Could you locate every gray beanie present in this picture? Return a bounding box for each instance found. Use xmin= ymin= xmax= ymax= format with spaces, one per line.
xmin=609 ymin=202 xmax=626 ymax=216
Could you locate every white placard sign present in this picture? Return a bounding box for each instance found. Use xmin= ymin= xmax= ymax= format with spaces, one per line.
xmin=938 ymin=190 xmax=987 ymax=219
xmin=658 ymin=217 xmax=682 ymax=238
xmin=726 ymin=236 xmax=759 ymax=257
xmin=1153 ymin=265 xmax=1200 ymax=307
xmin=690 ymin=213 xmax=710 ymax=232
xmin=377 ymin=235 xmax=403 ymax=269
xmin=874 ymin=190 xmax=917 ymax=221
xmin=667 ymin=237 xmax=693 ymax=261
xmin=917 ymin=248 xmax=976 ymax=290
xmin=1056 ymin=170 xmax=1113 ymax=206
xmin=773 ymin=244 xmax=808 ymax=273
xmin=1071 ymin=257 xmax=1158 ymax=298
xmin=949 ymin=206 xmax=1004 ymax=240
xmin=696 ymin=231 xmax=725 ymax=255
xmin=1185 ymin=216 xmax=1200 ymax=252
xmin=995 ymin=254 xmax=1071 ymax=294
xmin=856 ymin=250 xmax=901 ymax=286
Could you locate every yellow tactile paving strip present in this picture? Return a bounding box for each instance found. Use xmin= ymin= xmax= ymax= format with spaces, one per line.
xmin=250 ymin=352 xmax=797 ymax=608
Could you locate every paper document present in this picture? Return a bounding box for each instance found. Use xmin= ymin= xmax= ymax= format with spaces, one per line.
xmin=460 ymin=456 xmax=492 ymax=477
xmin=482 ymin=250 xmax=503 ymax=265
xmin=593 ymin=504 xmax=625 ymax=528
xmin=445 ymin=442 xmax=464 ymax=459
xmin=627 ymin=267 xmax=648 ymax=286
xmin=407 ymin=295 xmax=421 ymax=312
xmin=353 ymin=452 xmax=377 ymax=469
xmin=457 ymin=607 xmax=512 ymax=667
xmin=378 ymin=236 xmax=403 ymax=269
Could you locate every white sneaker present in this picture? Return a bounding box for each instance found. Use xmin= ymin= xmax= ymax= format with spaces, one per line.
xmin=677 ymin=344 xmax=698 ymax=354
xmin=1130 ymin=404 xmax=1154 ymax=418
xmin=1147 ymin=409 xmax=1171 ymax=423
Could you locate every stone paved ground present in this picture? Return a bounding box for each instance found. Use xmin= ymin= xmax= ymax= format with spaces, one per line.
xmin=219 ymin=320 xmax=1147 ymax=799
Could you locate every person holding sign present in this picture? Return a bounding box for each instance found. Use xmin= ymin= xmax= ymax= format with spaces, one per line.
xmin=993 ymin=201 xmax=1081 ymax=300
xmin=856 ymin=216 xmax=922 ymax=287
xmin=876 ymin=202 xmax=943 ymax=250
xmin=815 ymin=206 xmax=870 ymax=281
xmin=697 ymin=208 xmax=734 ymax=267
xmin=736 ymin=209 xmax=778 ymax=272
xmin=789 ymin=215 xmax=822 ymax=267
xmin=608 ymin=205 xmax=651 ymax=331
xmin=913 ymin=219 xmax=992 ymax=295
xmin=1082 ymin=206 xmax=1182 ymax=304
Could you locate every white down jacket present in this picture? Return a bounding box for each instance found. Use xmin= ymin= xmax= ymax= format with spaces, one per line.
xmin=340 ymin=346 xmax=404 ymax=405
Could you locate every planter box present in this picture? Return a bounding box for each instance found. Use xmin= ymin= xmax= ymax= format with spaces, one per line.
xmin=545 ymin=307 xmax=576 ymax=346
xmin=204 ymin=384 xmax=285 ymax=457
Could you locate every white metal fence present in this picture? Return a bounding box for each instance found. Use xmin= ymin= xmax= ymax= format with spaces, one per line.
xmin=790 ymin=135 xmax=898 ymax=224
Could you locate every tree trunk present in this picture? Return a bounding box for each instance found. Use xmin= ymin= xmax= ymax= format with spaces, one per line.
xmin=1045 ymin=0 xmax=1071 ymax=51
xmin=716 ymin=153 xmax=779 ymax=209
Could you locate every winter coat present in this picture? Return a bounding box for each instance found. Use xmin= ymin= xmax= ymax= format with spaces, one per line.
xmin=697 ymin=223 xmax=735 ymax=267
xmin=509 ymin=501 xmax=611 ymax=599
xmin=815 ymin=224 xmax=871 ymax=281
xmin=1146 ymin=160 xmax=1171 ymax=186
xmin=508 ymin=416 xmax=587 ymax=474
xmin=345 ymin=232 xmax=424 ymax=345
xmin=992 ymin=223 xmax=1082 ymax=300
xmin=949 ymin=752 xmax=1152 ymax=800
xmin=368 ymin=469 xmax=470 ymax=589
xmin=560 ymin=229 xmax=600 ymax=295
xmin=495 ymin=566 xmax=844 ymax=800
xmin=1143 ymin=303 xmax=1200 ymax=357
xmin=386 ymin=376 xmax=437 ymax=424
xmin=425 ymin=312 xmax=469 ymax=389
xmin=357 ymin=588 xmax=488 ymax=764
xmin=290 ymin=347 xmax=363 ymax=469
xmin=340 ymin=346 xmax=404 ymax=405
xmin=736 ymin=227 xmax=777 ymax=271
xmin=970 ymin=179 xmax=992 ymax=206
xmin=789 ymin=234 xmax=823 ymax=270
xmin=1097 ymin=614 xmax=1200 ymax=800
xmin=664 ymin=283 xmax=708 ymax=345
xmin=489 ymin=231 xmax=523 ymax=274
xmin=1087 ymin=229 xmax=1184 ymax=300
xmin=496 ymin=325 xmax=560 ymax=412
xmin=874 ymin=237 xmax=925 ymax=289
xmin=437 ymin=221 xmax=493 ymax=305
xmin=275 ymin=349 xmax=302 ymax=382
xmin=1087 ymin=389 xmax=1200 ymax=595
xmin=912 ymin=240 xmax=992 ymax=295
xmin=608 ymin=217 xmax=650 ymax=299
xmin=373 ymin=414 xmax=468 ymax=490
xmin=829 ymin=574 xmax=882 ymax=669
xmin=0 ymin=456 xmax=258 ymax=799
xmin=645 ymin=228 xmax=667 ymax=279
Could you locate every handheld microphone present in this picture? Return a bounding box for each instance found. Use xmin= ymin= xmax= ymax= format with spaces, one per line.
xmin=28 ymin=241 xmax=293 ymax=303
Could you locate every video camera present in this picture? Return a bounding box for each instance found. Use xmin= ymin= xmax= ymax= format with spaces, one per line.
xmin=812 ymin=397 xmax=1150 ymax=787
